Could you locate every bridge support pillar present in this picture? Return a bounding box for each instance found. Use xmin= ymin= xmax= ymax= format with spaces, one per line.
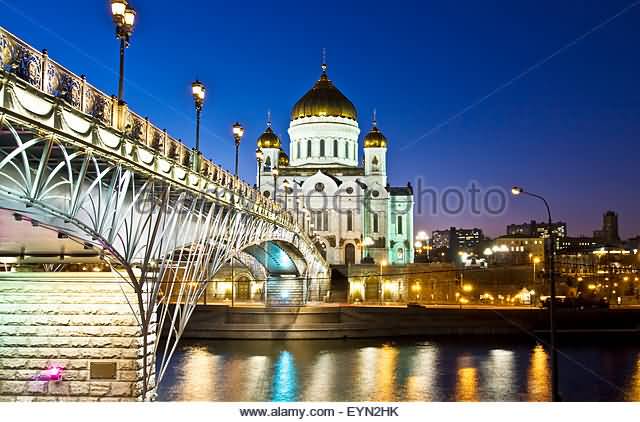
xmin=0 ymin=272 xmax=155 ymax=401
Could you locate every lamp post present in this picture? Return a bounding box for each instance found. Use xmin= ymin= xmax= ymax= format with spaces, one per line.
xmin=111 ymin=0 xmax=136 ymax=104
xmin=512 ymin=186 xmax=560 ymax=401
xmin=282 ymin=179 xmax=290 ymax=211
xmin=379 ymin=259 xmax=387 ymax=304
xmin=272 ymin=168 xmax=279 ymax=202
xmin=191 ymin=80 xmax=205 ymax=171
xmin=256 ymin=148 xmax=264 ymax=190
xmin=232 ymin=122 xmax=244 ymax=177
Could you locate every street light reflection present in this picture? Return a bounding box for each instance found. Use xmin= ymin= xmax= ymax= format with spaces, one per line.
xmin=527 ymin=344 xmax=551 ymax=401
xmin=455 ymin=355 xmax=478 ymax=401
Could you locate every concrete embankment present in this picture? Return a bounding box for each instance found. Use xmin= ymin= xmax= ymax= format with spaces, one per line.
xmin=182 ymin=305 xmax=640 ymax=340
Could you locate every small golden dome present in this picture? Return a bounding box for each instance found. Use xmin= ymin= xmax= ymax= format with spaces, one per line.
xmin=278 ymin=149 xmax=289 ymax=167
xmin=257 ymin=126 xmax=281 ymax=149
xmin=364 ymin=123 xmax=388 ymax=148
xmin=290 ymin=65 xmax=357 ymax=121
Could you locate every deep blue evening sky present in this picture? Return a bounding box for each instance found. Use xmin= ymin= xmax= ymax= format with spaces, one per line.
xmin=3 ymin=0 xmax=639 ymax=238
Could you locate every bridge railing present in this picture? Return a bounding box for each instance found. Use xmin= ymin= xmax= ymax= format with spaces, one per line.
xmin=0 ymin=26 xmax=311 ymax=235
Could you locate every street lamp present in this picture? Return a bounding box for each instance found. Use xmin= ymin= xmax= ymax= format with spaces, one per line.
xmin=282 ymin=179 xmax=290 ymax=210
xmin=272 ymin=167 xmax=279 ymax=202
xmin=256 ymin=148 xmax=264 ymax=190
xmin=533 ymin=256 xmax=541 ymax=285
xmin=512 ymin=185 xmax=560 ymax=402
xmin=232 ymin=122 xmax=244 ymax=177
xmin=111 ymin=0 xmax=136 ymax=104
xmin=191 ymin=80 xmax=206 ymax=171
xmin=379 ymin=259 xmax=387 ymax=304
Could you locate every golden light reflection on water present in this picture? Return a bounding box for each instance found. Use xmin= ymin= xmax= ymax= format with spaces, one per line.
xmin=176 ymin=346 xmax=222 ymax=401
xmin=455 ymin=355 xmax=478 ymax=402
xmin=627 ymin=353 xmax=640 ymax=401
xmin=527 ymin=344 xmax=550 ymax=401
xmin=455 ymin=368 xmax=478 ymax=401
xmin=353 ymin=345 xmax=398 ymax=401
xmin=375 ymin=345 xmax=399 ymax=401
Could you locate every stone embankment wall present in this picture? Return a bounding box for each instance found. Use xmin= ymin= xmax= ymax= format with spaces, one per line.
xmin=0 ymin=272 xmax=155 ymax=401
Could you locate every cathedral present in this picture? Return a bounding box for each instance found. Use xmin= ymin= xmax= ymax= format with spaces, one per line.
xmin=256 ymin=62 xmax=414 ymax=266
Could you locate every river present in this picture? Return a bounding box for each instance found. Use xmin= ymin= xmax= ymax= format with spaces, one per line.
xmin=157 ymin=338 xmax=640 ymax=401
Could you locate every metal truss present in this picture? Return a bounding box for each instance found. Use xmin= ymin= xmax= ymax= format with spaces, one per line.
xmin=0 ymin=66 xmax=328 ymax=399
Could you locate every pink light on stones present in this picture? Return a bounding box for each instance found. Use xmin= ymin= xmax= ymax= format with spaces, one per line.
xmin=37 ymin=366 xmax=63 ymax=381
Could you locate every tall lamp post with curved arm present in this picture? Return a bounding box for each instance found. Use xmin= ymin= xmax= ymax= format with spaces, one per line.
xmin=512 ymin=186 xmax=560 ymax=402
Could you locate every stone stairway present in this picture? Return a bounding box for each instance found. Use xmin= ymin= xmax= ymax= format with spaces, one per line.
xmin=266 ymin=275 xmax=304 ymax=306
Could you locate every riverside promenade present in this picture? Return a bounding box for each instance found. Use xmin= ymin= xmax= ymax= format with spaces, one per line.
xmin=181 ymin=305 xmax=640 ymax=340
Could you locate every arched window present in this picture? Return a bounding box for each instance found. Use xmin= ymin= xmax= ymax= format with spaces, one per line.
xmin=320 ymin=139 xmax=325 ymax=157
xmin=334 ymin=139 xmax=339 ymax=157
xmin=346 ymin=210 xmax=353 ymax=231
xmin=397 ymin=215 xmax=403 ymax=235
xmin=372 ymin=156 xmax=379 ymax=172
xmin=372 ymin=213 xmax=379 ymax=233
xmin=264 ymin=156 xmax=271 ymax=170
xmin=307 ymin=140 xmax=312 ymax=158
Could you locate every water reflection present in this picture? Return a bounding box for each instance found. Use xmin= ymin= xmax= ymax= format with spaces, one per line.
xmin=272 ymin=351 xmax=298 ymax=401
xmin=483 ymin=349 xmax=516 ymax=400
xmin=527 ymin=344 xmax=550 ymax=401
xmin=455 ymin=355 xmax=478 ymax=401
xmin=405 ymin=344 xmax=438 ymax=401
xmin=627 ymin=353 xmax=640 ymax=401
xmin=157 ymin=339 xmax=638 ymax=402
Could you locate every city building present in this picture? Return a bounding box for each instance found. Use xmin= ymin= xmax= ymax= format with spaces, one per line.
xmin=256 ymin=62 xmax=414 ymax=265
xmin=593 ymin=210 xmax=621 ymax=245
xmin=507 ymin=220 xmax=567 ymax=239
xmin=431 ymin=227 xmax=483 ymax=261
xmin=488 ymin=235 xmax=546 ymax=266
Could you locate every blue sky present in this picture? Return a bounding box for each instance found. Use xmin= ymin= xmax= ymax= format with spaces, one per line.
xmin=3 ymin=0 xmax=639 ymax=238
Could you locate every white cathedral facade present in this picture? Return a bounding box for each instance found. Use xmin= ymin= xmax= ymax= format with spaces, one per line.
xmin=256 ymin=63 xmax=414 ymax=266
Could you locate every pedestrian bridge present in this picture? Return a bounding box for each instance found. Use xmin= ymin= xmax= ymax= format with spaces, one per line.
xmin=0 ymin=27 xmax=328 ymax=401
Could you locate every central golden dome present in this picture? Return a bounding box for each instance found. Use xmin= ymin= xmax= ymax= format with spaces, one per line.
xmin=290 ymin=65 xmax=357 ymax=121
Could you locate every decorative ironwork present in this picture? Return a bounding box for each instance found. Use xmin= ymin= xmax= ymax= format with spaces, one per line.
xmin=0 ymin=27 xmax=329 ymax=400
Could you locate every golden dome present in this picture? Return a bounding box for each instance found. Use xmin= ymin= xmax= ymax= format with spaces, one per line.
xmin=364 ymin=123 xmax=388 ymax=148
xmin=290 ymin=65 xmax=357 ymax=121
xmin=278 ymin=149 xmax=289 ymax=167
xmin=257 ymin=126 xmax=281 ymax=149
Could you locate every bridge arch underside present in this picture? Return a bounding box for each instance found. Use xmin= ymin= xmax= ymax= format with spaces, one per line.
xmin=0 ymin=112 xmax=329 ymax=399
